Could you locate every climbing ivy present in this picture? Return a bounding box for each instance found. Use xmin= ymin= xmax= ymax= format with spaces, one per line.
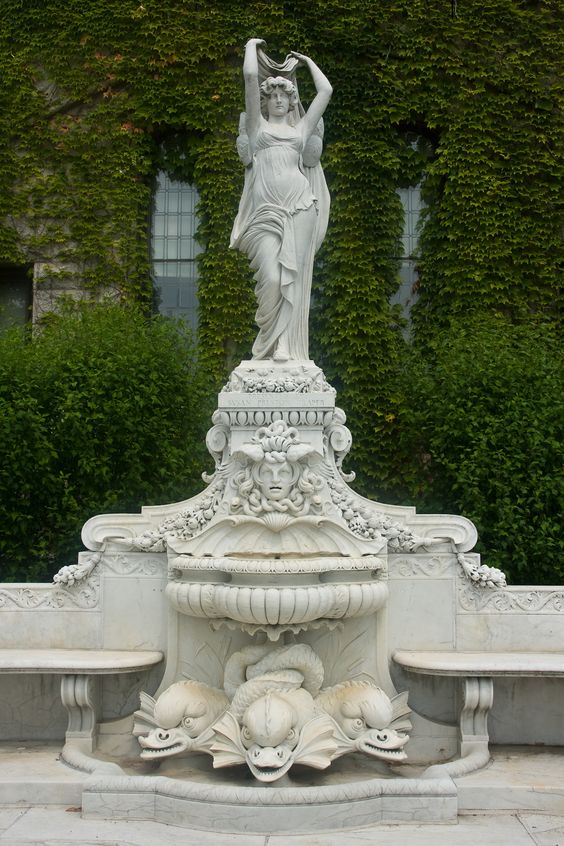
xmin=0 ymin=0 xmax=561 ymax=581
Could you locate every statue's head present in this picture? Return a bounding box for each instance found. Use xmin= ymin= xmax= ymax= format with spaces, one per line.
xmin=260 ymin=76 xmax=298 ymax=119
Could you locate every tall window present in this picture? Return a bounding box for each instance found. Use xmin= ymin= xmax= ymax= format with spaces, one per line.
xmin=0 ymin=265 xmax=32 ymax=329
xmin=391 ymin=185 xmax=423 ymax=320
xmin=151 ymin=172 xmax=201 ymax=332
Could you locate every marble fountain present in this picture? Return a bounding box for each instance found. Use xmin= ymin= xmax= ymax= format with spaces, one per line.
xmin=0 ymin=41 xmax=562 ymax=834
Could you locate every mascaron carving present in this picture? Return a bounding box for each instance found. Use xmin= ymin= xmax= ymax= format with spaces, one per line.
xmin=230 ymin=420 xmax=324 ymax=518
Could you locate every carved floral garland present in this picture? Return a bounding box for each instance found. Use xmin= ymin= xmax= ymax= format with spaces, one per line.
xmin=327 ymin=478 xmax=424 ymax=552
xmin=131 ymin=477 xmax=226 ymax=552
xmin=223 ymin=368 xmax=334 ymax=394
xmin=457 ymin=554 xmax=507 ymax=589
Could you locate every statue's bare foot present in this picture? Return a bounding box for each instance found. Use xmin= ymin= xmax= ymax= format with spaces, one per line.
xmin=273 ymin=344 xmax=289 ymax=362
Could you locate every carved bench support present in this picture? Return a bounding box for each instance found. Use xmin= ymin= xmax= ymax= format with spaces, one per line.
xmin=422 ymin=676 xmax=493 ymax=779
xmin=459 ymin=676 xmax=493 ymax=758
xmin=60 ymin=674 xmax=99 ymax=752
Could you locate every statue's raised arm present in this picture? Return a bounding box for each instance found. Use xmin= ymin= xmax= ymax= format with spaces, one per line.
xmin=230 ymin=40 xmax=331 ymax=363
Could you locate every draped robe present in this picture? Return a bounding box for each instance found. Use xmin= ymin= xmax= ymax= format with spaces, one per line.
xmin=230 ymin=116 xmax=329 ymax=361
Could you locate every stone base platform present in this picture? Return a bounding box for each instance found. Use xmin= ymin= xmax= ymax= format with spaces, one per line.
xmin=82 ymin=761 xmax=457 ymax=831
xmin=2 ymin=743 xmax=563 ymax=832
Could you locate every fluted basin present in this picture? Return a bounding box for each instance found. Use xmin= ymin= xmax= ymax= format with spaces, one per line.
xmin=165 ymin=556 xmax=387 ymax=627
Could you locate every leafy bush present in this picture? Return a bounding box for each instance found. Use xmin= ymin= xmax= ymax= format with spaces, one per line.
xmin=0 ymin=303 xmax=215 ymax=582
xmin=393 ymin=317 xmax=563 ymax=585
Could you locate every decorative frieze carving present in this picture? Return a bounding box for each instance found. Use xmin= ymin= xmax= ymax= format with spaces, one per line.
xmin=223 ymin=408 xmax=331 ymax=428
xmin=388 ymin=556 xmax=454 ymax=579
xmin=170 ymin=555 xmax=385 ymax=576
xmin=54 ymin=552 xmax=163 ymax=583
xmin=388 ymin=553 xmax=507 ymax=588
xmin=0 ymin=577 xmax=99 ymax=610
xmin=458 ymin=584 xmax=564 ymax=614
xmin=101 ymin=554 xmax=163 ymax=576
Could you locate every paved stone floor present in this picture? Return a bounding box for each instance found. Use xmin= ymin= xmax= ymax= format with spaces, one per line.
xmin=1 ymin=807 xmax=564 ymax=846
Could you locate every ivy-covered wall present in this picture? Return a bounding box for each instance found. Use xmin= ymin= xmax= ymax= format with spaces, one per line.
xmin=1 ymin=0 xmax=561 ymax=581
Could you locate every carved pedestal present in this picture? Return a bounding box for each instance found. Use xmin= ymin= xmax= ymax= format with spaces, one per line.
xmin=129 ymin=361 xmax=431 ymax=782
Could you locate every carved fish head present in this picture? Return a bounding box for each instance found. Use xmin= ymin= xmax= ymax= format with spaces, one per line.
xmin=152 ymin=681 xmax=225 ymax=738
xmin=239 ymin=692 xmax=300 ymax=782
xmin=327 ymin=683 xmax=410 ymax=761
xmin=138 ymin=725 xmax=195 ymax=759
xmin=340 ymin=686 xmax=394 ymax=738
xmin=241 ymin=692 xmax=299 ymax=750
xmin=245 ymin=742 xmax=294 ymax=782
xmin=355 ymin=727 xmax=409 ymax=761
xmin=138 ymin=680 xmax=228 ymax=760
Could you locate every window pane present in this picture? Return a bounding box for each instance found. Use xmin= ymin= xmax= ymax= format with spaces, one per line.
xmin=393 ymin=185 xmax=424 ymax=321
xmin=0 ymin=265 xmax=32 ymax=328
xmin=397 ymin=185 xmax=423 ymax=259
xmin=151 ymin=173 xmax=200 ymax=331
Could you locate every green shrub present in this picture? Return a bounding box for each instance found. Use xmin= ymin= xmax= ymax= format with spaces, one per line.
xmin=0 ymin=303 xmax=214 ymax=582
xmin=393 ymin=317 xmax=563 ymax=585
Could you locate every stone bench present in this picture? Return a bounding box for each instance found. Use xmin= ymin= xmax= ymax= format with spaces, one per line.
xmin=0 ymin=648 xmax=163 ymax=761
xmin=392 ymin=650 xmax=564 ymax=778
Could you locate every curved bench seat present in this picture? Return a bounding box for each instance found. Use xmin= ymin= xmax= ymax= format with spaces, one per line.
xmin=0 ymin=648 xmax=164 ymax=756
xmin=392 ymin=649 xmax=564 ymax=779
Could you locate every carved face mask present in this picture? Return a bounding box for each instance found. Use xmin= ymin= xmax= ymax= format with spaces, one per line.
xmin=256 ymin=459 xmax=295 ymax=501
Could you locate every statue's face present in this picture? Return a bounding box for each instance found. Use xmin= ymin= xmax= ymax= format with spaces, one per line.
xmin=267 ymin=87 xmax=290 ymax=117
xmin=257 ymin=460 xmax=295 ymax=501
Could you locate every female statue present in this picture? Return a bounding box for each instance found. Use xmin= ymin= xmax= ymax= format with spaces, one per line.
xmin=230 ymin=39 xmax=332 ymax=362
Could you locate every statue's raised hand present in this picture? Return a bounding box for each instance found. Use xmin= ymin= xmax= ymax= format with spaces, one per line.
xmin=289 ymin=51 xmax=311 ymax=67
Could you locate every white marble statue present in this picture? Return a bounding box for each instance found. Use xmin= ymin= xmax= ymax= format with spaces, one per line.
xmin=230 ymin=39 xmax=332 ymax=362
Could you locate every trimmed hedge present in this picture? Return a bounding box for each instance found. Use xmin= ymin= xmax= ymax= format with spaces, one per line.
xmin=389 ymin=317 xmax=563 ymax=585
xmin=0 ymin=303 xmax=213 ymax=582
